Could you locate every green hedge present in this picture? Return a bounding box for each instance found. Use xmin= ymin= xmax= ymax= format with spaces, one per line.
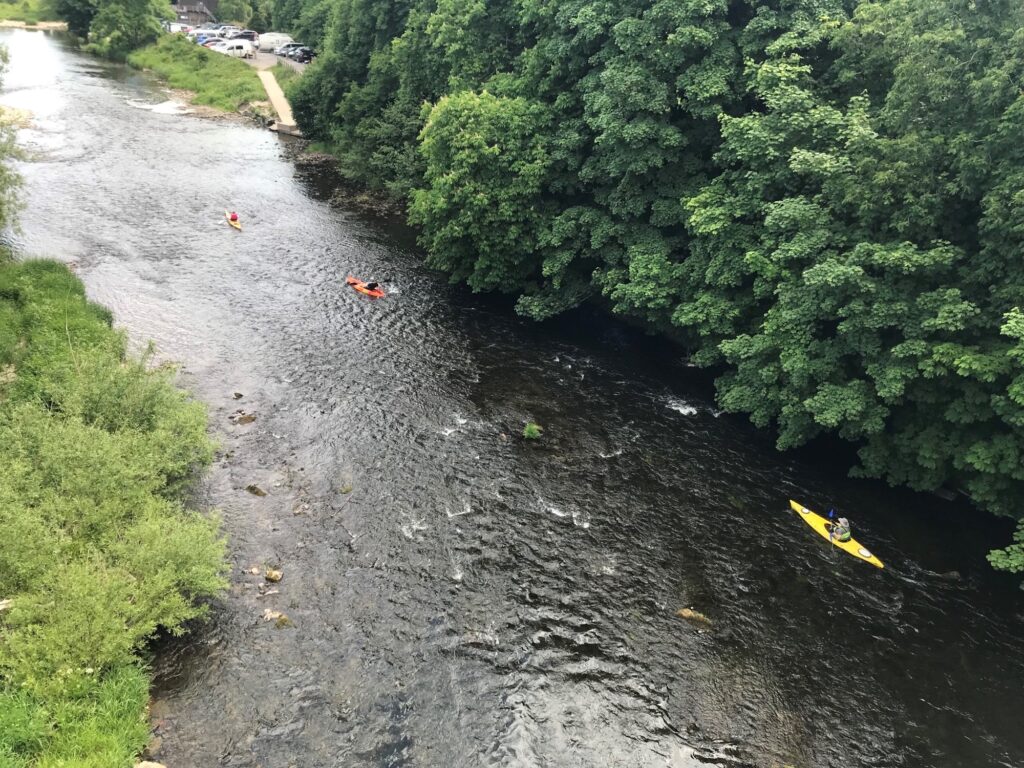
xmin=0 ymin=260 xmax=228 ymax=767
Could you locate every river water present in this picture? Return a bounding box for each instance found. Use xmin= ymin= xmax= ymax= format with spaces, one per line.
xmin=4 ymin=30 xmax=1024 ymax=768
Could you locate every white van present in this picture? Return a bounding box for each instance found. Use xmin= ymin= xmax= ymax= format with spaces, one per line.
xmin=213 ymin=40 xmax=255 ymax=59
xmin=258 ymin=32 xmax=293 ymax=52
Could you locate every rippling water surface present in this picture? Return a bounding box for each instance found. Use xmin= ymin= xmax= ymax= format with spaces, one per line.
xmin=5 ymin=30 xmax=1024 ymax=768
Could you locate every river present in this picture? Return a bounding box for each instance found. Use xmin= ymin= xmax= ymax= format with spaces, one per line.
xmin=4 ymin=30 xmax=1023 ymax=768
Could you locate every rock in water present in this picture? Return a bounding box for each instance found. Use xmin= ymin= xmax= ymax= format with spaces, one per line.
xmin=265 ymin=568 xmax=282 ymax=583
xmin=246 ymin=484 xmax=267 ymax=496
xmin=262 ymin=608 xmax=294 ymax=628
xmin=676 ymin=607 xmax=713 ymax=627
xmin=230 ymin=410 xmax=257 ymax=424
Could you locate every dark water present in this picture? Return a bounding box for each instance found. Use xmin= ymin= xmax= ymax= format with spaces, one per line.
xmin=5 ymin=30 xmax=1024 ymax=768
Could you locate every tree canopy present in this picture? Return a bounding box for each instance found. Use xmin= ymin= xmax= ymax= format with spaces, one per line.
xmin=281 ymin=0 xmax=1024 ymax=574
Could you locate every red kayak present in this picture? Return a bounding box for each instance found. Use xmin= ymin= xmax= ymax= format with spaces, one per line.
xmin=346 ymin=276 xmax=385 ymax=298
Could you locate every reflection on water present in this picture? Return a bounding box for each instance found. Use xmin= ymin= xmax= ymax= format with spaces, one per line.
xmin=5 ymin=29 xmax=1024 ymax=768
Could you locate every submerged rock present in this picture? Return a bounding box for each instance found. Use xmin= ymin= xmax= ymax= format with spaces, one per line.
xmin=261 ymin=608 xmax=294 ymax=628
xmin=230 ymin=410 xmax=257 ymax=425
xmin=246 ymin=484 xmax=267 ymax=497
xmin=144 ymin=734 xmax=163 ymax=758
xmin=675 ymin=607 xmax=713 ymax=627
xmin=265 ymin=568 xmax=283 ymax=583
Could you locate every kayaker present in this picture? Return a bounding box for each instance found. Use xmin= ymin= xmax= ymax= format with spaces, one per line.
xmin=831 ymin=516 xmax=852 ymax=543
xmin=364 ymin=281 xmax=381 ymax=291
xmin=229 ymin=211 xmax=239 ymax=222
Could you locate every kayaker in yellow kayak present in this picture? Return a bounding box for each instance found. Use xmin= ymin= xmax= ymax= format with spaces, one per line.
xmin=229 ymin=211 xmax=239 ymax=223
xmin=828 ymin=508 xmax=852 ymax=542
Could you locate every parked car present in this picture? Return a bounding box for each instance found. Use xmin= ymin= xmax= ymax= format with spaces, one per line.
xmin=290 ymin=46 xmax=315 ymax=63
xmin=188 ymin=26 xmax=219 ymax=39
xmin=275 ymin=42 xmax=304 ymax=56
xmin=259 ymin=32 xmax=293 ymax=52
xmin=201 ymin=38 xmax=226 ymax=47
xmin=213 ymin=40 xmax=255 ymax=58
xmin=227 ymin=30 xmax=259 ymax=44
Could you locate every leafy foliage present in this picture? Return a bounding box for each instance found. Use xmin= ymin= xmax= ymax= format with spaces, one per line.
xmin=410 ymin=91 xmax=551 ymax=293
xmin=218 ymin=0 xmax=253 ymax=27
xmin=0 ymin=260 xmax=228 ymax=764
xmin=48 ymin=0 xmax=169 ymax=58
xmin=255 ymin=0 xmax=1024 ymax=573
xmin=0 ymin=0 xmax=60 ymax=24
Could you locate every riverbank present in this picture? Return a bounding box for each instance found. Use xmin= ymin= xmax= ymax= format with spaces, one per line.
xmin=0 ymin=259 xmax=228 ymax=766
xmin=0 ymin=19 xmax=65 ymax=29
xmin=0 ymin=0 xmax=62 ymax=27
xmin=127 ymin=35 xmax=268 ymax=114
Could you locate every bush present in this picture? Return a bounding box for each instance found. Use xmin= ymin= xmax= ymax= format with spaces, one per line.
xmin=0 ymin=260 xmax=227 ymax=765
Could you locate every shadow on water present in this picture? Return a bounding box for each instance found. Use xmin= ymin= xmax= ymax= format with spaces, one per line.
xmin=5 ymin=29 xmax=1024 ymax=768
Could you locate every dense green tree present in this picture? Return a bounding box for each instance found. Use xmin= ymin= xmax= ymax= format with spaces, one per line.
xmin=249 ymin=0 xmax=272 ymax=31
xmin=410 ymin=91 xmax=551 ymax=292
xmin=85 ymin=0 xmax=168 ymax=58
xmin=48 ymin=0 xmax=96 ymax=37
xmin=209 ymin=0 xmax=1024 ymax=574
xmin=217 ymin=0 xmax=253 ymax=26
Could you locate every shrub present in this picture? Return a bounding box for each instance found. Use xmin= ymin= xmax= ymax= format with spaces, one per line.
xmin=523 ymin=422 xmax=543 ymax=440
xmin=0 ymin=260 xmax=227 ymax=764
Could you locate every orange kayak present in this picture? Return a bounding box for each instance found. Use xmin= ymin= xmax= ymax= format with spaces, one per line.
xmin=346 ymin=276 xmax=385 ymax=298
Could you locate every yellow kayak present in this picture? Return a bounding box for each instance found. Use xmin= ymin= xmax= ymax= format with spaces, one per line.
xmin=225 ymin=210 xmax=241 ymax=230
xmin=789 ymin=500 xmax=884 ymax=568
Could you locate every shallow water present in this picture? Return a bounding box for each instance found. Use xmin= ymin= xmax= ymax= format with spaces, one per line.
xmin=5 ymin=30 xmax=1024 ymax=768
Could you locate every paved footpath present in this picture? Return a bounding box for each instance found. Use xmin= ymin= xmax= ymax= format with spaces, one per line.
xmin=256 ymin=69 xmax=296 ymax=128
xmin=244 ymin=52 xmax=304 ymax=135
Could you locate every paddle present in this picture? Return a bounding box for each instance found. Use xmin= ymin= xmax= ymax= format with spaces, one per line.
xmin=827 ymin=506 xmax=837 ymax=558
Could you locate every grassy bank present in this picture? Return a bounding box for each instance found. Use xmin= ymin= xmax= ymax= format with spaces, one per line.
xmin=127 ymin=34 xmax=265 ymax=112
xmin=272 ymin=62 xmax=299 ymax=89
xmin=0 ymin=0 xmax=58 ymax=24
xmin=0 ymin=259 xmax=228 ymax=766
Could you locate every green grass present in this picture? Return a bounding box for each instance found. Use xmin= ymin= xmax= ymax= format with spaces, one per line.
xmin=0 ymin=259 xmax=228 ymax=767
xmin=0 ymin=0 xmax=59 ymax=24
xmin=272 ymin=62 xmax=299 ymax=89
xmin=126 ymin=34 xmax=266 ymax=112
xmin=523 ymin=422 xmax=543 ymax=440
